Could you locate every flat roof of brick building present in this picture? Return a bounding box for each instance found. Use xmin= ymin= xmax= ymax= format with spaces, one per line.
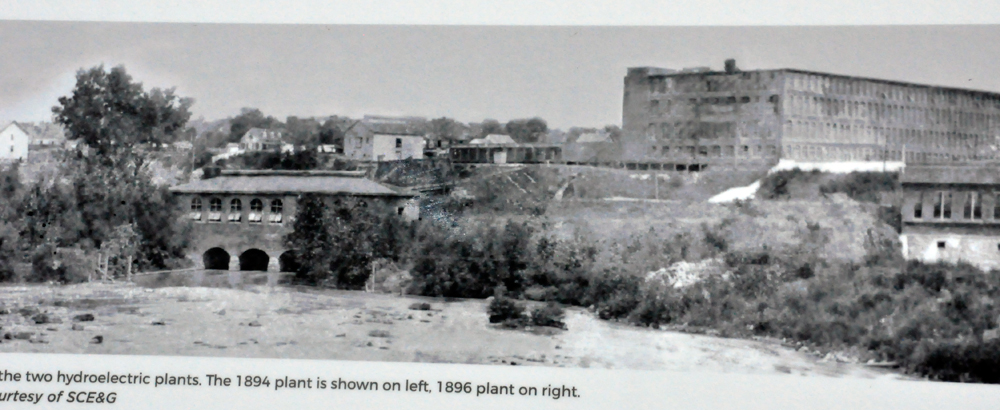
xmin=902 ymin=165 xmax=1000 ymax=185
xmin=170 ymin=171 xmax=417 ymax=197
xmin=631 ymin=66 xmax=1000 ymax=100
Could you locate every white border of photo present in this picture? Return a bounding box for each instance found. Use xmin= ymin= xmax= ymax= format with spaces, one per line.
xmin=2 ymin=1 xmax=1000 ymax=409
xmin=0 ymin=0 xmax=997 ymax=26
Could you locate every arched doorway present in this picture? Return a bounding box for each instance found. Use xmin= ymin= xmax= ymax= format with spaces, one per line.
xmin=202 ymin=248 xmax=230 ymax=270
xmin=278 ymin=251 xmax=301 ymax=273
xmin=239 ymin=249 xmax=270 ymax=271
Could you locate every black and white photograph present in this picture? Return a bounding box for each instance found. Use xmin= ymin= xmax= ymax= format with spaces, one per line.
xmin=2 ymin=15 xmax=1000 ymax=404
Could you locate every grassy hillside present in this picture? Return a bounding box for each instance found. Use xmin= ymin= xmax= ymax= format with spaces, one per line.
xmin=440 ymin=164 xmax=769 ymax=217
xmin=543 ymin=193 xmax=895 ymax=266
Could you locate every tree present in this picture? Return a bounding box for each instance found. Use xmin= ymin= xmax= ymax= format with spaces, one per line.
xmin=505 ymin=118 xmax=548 ymax=143
xmin=284 ymin=194 xmax=331 ymax=285
xmin=284 ymin=195 xmax=410 ymax=289
xmin=0 ymin=163 xmax=21 ymax=202
xmin=407 ymin=219 xmax=533 ymax=298
xmin=285 ymin=116 xmax=321 ymax=147
xmin=229 ymin=108 xmax=282 ymax=143
xmin=479 ymin=119 xmax=505 ymax=138
xmin=604 ymin=125 xmax=624 ymax=143
xmin=53 ymin=65 xmax=193 ymax=157
xmin=326 ymin=201 xmax=385 ymax=288
xmin=47 ymin=64 xmax=193 ymax=272
xmin=318 ymin=118 xmax=348 ymax=146
xmin=428 ymin=117 xmax=464 ymax=141
xmin=0 ymin=164 xmax=22 ymax=281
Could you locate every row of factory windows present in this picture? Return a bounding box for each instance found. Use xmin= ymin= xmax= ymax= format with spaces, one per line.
xmin=190 ymin=197 xmax=283 ymax=224
xmin=646 ymin=72 xmax=779 ymax=94
xmin=783 ymin=145 xmax=896 ymax=162
xmin=788 ymin=75 xmax=1000 ymax=109
xmin=913 ymin=191 xmax=1000 ymax=221
xmin=783 ymin=145 xmax=979 ymax=163
xmin=647 ymin=144 xmax=778 ymax=158
xmin=786 ymin=94 xmax=1000 ymax=128
xmin=648 ymin=72 xmax=1000 ymax=109
xmin=451 ymin=147 xmax=561 ymax=162
xmin=786 ymin=120 xmax=995 ymax=150
xmin=648 ymin=95 xmax=779 ymax=112
xmin=645 ymin=121 xmax=777 ymax=140
xmin=645 ymin=144 xmax=976 ymax=163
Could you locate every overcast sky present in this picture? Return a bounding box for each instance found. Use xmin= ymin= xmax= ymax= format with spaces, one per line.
xmin=1 ymin=22 xmax=999 ymax=129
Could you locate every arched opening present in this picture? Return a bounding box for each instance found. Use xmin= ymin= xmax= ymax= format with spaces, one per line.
xmin=203 ymin=248 xmax=230 ymax=270
xmin=239 ymin=249 xmax=270 ymax=271
xmin=278 ymin=251 xmax=300 ymax=273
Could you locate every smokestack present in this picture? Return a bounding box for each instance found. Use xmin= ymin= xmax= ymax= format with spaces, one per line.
xmin=724 ymin=59 xmax=739 ymax=74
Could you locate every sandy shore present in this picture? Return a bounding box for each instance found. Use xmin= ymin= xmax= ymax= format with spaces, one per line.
xmin=0 ymin=282 xmax=907 ymax=380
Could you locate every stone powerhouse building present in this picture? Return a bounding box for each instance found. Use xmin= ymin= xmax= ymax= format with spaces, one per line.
xmin=901 ymin=165 xmax=1000 ymax=271
xmin=170 ymin=170 xmax=419 ymax=272
xmin=622 ymin=60 xmax=1000 ymax=170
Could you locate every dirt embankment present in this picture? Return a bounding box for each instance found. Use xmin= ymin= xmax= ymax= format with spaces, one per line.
xmin=453 ymin=165 xmax=768 ymax=205
xmin=0 ymin=282 xmax=907 ymax=380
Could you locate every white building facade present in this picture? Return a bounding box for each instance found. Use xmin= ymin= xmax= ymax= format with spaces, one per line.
xmin=345 ymin=134 xmax=424 ymax=162
xmin=0 ymin=123 xmax=30 ymax=161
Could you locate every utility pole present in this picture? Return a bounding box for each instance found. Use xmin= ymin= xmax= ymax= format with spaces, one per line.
xmin=883 ymin=133 xmax=887 ymax=173
xmin=189 ymin=130 xmax=197 ymax=182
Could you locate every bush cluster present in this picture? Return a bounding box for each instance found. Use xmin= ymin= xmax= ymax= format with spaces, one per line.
xmin=757 ymin=170 xmax=899 ymax=204
xmin=487 ymin=294 xmax=566 ymax=330
xmin=487 ymin=295 xmax=527 ymax=328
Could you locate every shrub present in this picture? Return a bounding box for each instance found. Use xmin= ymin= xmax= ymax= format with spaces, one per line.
xmin=627 ymin=289 xmax=680 ymax=327
xmin=818 ymin=172 xmax=899 ymax=204
xmin=28 ymin=245 xmax=89 ymax=283
xmin=487 ymin=295 xmax=526 ymax=325
xmin=915 ymin=340 xmax=1000 ymax=383
xmin=757 ymin=169 xmax=822 ymax=200
xmin=587 ymin=271 xmax=643 ymax=320
xmin=368 ymin=329 xmax=391 ymax=338
xmin=531 ymin=302 xmax=567 ymax=329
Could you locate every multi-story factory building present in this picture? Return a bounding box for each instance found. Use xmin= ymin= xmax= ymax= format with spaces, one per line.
xmin=622 ymin=59 xmax=1000 ymax=170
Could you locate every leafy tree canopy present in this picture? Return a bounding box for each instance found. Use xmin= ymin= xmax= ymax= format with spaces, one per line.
xmin=229 ymin=108 xmax=283 ymax=142
xmin=505 ymin=118 xmax=547 ymax=143
xmin=479 ymin=119 xmax=505 ymax=138
xmin=428 ymin=117 xmax=466 ymax=141
xmin=53 ymin=65 xmax=193 ymax=156
xmin=41 ymin=64 xmax=193 ymax=273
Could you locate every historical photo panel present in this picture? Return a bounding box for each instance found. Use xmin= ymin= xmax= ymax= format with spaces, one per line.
xmin=2 ymin=22 xmax=1000 ymax=389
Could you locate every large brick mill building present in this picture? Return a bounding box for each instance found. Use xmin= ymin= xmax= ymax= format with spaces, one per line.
xmin=622 ymin=59 xmax=1000 ymax=170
